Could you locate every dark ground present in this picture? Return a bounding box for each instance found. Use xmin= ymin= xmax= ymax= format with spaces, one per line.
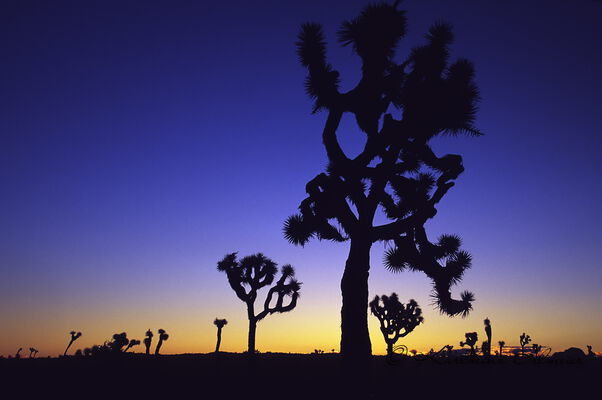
xmin=2 ymin=353 xmax=599 ymax=398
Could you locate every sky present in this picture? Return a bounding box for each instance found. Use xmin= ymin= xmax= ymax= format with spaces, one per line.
xmin=1 ymin=0 xmax=601 ymax=357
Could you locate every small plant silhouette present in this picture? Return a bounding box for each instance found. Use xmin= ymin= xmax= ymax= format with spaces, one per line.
xmin=28 ymin=347 xmax=39 ymax=358
xmin=15 ymin=347 xmax=23 ymax=359
xmin=217 ymin=253 xmax=301 ymax=354
xmin=155 ymin=329 xmax=169 ymax=355
xmin=108 ymin=332 xmax=129 ymax=353
xmin=213 ymin=318 xmax=228 ymax=353
xmin=498 ymin=340 xmax=505 ymax=356
xmin=532 ymin=343 xmax=542 ymax=356
xmin=460 ymin=332 xmax=478 ymax=355
xmin=587 ymin=345 xmax=595 ymax=357
xmin=64 ymin=331 xmax=82 ymax=356
xmin=482 ymin=318 xmax=492 ymax=356
xmin=124 ymin=339 xmax=141 ymax=353
xmin=143 ymin=329 xmax=153 ymax=355
xmin=369 ymin=293 xmax=423 ymax=357
xmin=519 ymin=333 xmax=531 ymax=356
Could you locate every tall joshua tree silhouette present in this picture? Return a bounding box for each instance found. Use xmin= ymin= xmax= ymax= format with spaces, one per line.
xmin=369 ymin=293 xmax=423 ymax=357
xmin=144 ymin=329 xmax=153 ymax=355
xmin=155 ymin=329 xmax=169 ymax=355
xmin=213 ymin=318 xmax=228 ymax=353
xmin=285 ymin=1 xmax=480 ymax=359
xmin=64 ymin=331 xmax=82 ymax=356
xmin=217 ymin=253 xmax=301 ymax=354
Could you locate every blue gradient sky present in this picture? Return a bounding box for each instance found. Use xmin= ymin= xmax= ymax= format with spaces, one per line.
xmin=2 ymin=0 xmax=601 ymax=356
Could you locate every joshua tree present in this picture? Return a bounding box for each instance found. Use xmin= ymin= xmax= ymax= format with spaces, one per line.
xmin=108 ymin=332 xmax=130 ymax=353
xmin=64 ymin=331 xmax=82 ymax=356
xmin=213 ymin=318 xmax=228 ymax=353
xmin=532 ymin=343 xmax=542 ymax=356
xmin=124 ymin=339 xmax=141 ymax=353
xmin=28 ymin=347 xmax=39 ymax=358
xmin=143 ymin=329 xmax=153 ymax=355
xmin=519 ymin=333 xmax=531 ymax=356
xmin=217 ymin=253 xmax=301 ymax=354
xmin=15 ymin=347 xmax=22 ymax=359
xmin=285 ymin=2 xmax=480 ymax=360
xmin=369 ymin=293 xmax=423 ymax=357
xmin=460 ymin=332 xmax=478 ymax=355
xmin=498 ymin=340 xmax=505 ymax=356
xmin=155 ymin=329 xmax=169 ymax=355
xmin=482 ymin=318 xmax=492 ymax=356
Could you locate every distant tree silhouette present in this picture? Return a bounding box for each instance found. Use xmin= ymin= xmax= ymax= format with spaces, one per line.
xmin=64 ymin=331 xmax=82 ymax=356
xmin=144 ymin=329 xmax=153 ymax=355
xmin=498 ymin=340 xmax=505 ymax=356
xmin=587 ymin=345 xmax=595 ymax=357
xmin=532 ymin=343 xmax=542 ymax=356
xmin=213 ymin=318 xmax=228 ymax=353
xmin=217 ymin=253 xmax=301 ymax=354
xmin=369 ymin=293 xmax=423 ymax=357
xmin=155 ymin=329 xmax=169 ymax=355
xmin=28 ymin=347 xmax=38 ymax=358
xmin=108 ymin=332 xmax=129 ymax=353
xmin=15 ymin=347 xmax=22 ymax=359
xmin=285 ymin=1 xmax=480 ymax=360
xmin=124 ymin=339 xmax=141 ymax=353
xmin=519 ymin=333 xmax=531 ymax=356
xmin=482 ymin=318 xmax=492 ymax=356
xmin=460 ymin=332 xmax=478 ymax=355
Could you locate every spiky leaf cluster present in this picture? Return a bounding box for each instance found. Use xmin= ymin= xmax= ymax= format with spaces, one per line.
xmin=285 ymin=1 xmax=479 ymax=317
xmin=369 ymin=293 xmax=423 ymax=347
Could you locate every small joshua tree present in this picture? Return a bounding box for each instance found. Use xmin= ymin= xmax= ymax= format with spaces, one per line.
xmin=155 ymin=329 xmax=169 ymax=355
xmin=519 ymin=333 xmax=531 ymax=356
xmin=369 ymin=293 xmax=423 ymax=357
xmin=213 ymin=318 xmax=228 ymax=353
xmin=482 ymin=318 xmax=492 ymax=356
xmin=64 ymin=331 xmax=82 ymax=356
xmin=460 ymin=332 xmax=478 ymax=355
xmin=143 ymin=329 xmax=153 ymax=355
xmin=15 ymin=347 xmax=23 ymax=359
xmin=498 ymin=340 xmax=505 ymax=356
xmin=29 ymin=347 xmax=39 ymax=358
xmin=124 ymin=339 xmax=141 ymax=353
xmin=217 ymin=253 xmax=302 ymax=354
xmin=108 ymin=332 xmax=130 ymax=353
xmin=532 ymin=343 xmax=542 ymax=356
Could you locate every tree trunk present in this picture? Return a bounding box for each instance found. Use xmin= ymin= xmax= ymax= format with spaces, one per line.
xmin=215 ymin=327 xmax=222 ymax=353
xmin=248 ymin=319 xmax=257 ymax=354
xmin=386 ymin=341 xmax=393 ymax=358
xmin=340 ymin=236 xmax=372 ymax=361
